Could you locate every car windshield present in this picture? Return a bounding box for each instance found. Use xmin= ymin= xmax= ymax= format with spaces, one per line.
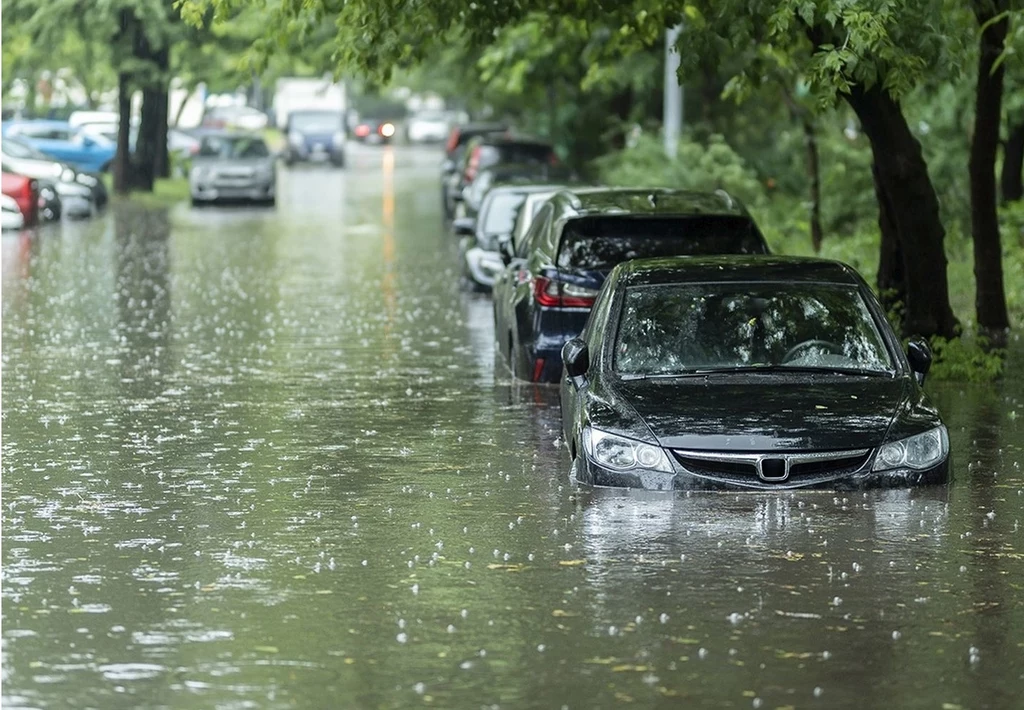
xmin=615 ymin=283 xmax=895 ymax=377
xmin=557 ymin=216 xmax=767 ymax=270
xmin=480 ymin=193 xmax=527 ymax=245
xmin=290 ymin=112 xmax=342 ymax=133
xmin=198 ymin=136 xmax=270 ymax=159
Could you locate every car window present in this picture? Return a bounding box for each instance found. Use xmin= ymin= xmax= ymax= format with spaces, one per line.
xmin=584 ymin=273 xmax=617 ymax=355
xmin=614 ymin=283 xmax=894 ymax=376
xmin=496 ymin=142 xmax=555 ymax=165
xmin=290 ymin=112 xmax=343 ymax=133
xmin=198 ymin=136 xmax=270 ymax=159
xmin=557 ymin=216 xmax=767 ymax=270
xmin=481 ymin=192 xmax=527 ymax=242
xmin=518 ymin=203 xmax=553 ymax=259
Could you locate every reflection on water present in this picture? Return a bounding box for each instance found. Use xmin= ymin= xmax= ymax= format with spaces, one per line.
xmin=3 ymin=145 xmax=1024 ymax=709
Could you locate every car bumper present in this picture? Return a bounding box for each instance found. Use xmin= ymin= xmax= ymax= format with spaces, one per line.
xmin=575 ymin=454 xmax=951 ymax=491
xmin=192 ymin=182 xmax=275 ymax=202
xmin=464 ymin=247 xmax=504 ymax=289
xmin=288 ymin=145 xmax=344 ymax=162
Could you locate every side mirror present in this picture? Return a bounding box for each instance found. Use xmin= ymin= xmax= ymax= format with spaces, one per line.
xmin=498 ymin=235 xmax=515 ymax=266
xmin=562 ymin=337 xmax=590 ymax=382
xmin=452 ymin=217 xmax=475 ymax=236
xmin=906 ymin=337 xmax=932 ymax=385
xmin=441 ymin=159 xmax=456 ymax=174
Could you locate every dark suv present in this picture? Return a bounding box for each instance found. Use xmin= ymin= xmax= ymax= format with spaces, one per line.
xmin=491 ymin=188 xmax=770 ymax=383
xmin=284 ymin=110 xmax=346 ymax=167
xmin=444 ymin=134 xmax=557 ymax=219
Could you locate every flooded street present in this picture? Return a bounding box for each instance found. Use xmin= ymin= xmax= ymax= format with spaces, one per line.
xmin=4 ymin=145 xmax=1024 ymax=708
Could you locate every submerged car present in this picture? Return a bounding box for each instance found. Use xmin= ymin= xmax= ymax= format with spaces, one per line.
xmin=559 ymin=256 xmax=949 ymax=491
xmin=189 ymin=133 xmax=276 ymax=206
xmin=493 ymin=188 xmax=769 ymax=383
xmin=453 ymin=183 xmax=569 ymax=291
xmin=284 ymin=109 xmax=346 ymax=166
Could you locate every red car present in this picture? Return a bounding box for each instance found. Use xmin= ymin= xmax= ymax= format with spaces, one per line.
xmin=2 ymin=171 xmax=39 ymax=226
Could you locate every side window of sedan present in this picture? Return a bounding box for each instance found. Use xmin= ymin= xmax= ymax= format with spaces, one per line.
xmin=518 ymin=203 xmax=552 ymax=259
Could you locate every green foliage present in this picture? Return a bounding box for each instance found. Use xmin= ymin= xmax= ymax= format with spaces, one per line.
xmin=595 ymin=134 xmax=768 ymax=208
xmin=927 ymin=336 xmax=1005 ymax=382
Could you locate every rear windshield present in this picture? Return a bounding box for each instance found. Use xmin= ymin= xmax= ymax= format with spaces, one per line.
xmin=557 ymin=216 xmax=767 ymax=270
xmin=479 ymin=142 xmax=554 ymax=169
xmin=198 ymin=136 xmax=270 ymax=159
xmin=481 ymin=193 xmax=528 ymax=243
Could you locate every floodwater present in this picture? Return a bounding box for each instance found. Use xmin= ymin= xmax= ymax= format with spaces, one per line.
xmin=3 ymin=145 xmax=1024 ymax=709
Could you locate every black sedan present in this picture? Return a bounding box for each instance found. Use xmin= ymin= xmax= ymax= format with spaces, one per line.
xmin=559 ymin=256 xmax=950 ymax=490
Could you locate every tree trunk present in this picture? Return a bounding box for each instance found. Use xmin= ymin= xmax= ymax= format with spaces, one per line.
xmin=172 ymin=84 xmax=195 ymax=128
xmin=969 ymin=1 xmax=1010 ymax=339
xmin=843 ymin=84 xmax=957 ymax=339
xmin=135 ymin=87 xmax=160 ymax=192
xmin=114 ymin=71 xmax=134 ymax=194
xmin=872 ymin=160 xmax=906 ymax=320
xmin=152 ymin=46 xmax=171 ymax=179
xmin=607 ymin=88 xmax=633 ymax=151
xmin=780 ymin=85 xmax=824 ymax=252
xmin=1002 ymin=120 xmax=1024 ymax=203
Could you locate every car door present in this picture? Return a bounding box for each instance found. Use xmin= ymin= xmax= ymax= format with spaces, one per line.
xmin=510 ymin=204 xmax=555 ymax=375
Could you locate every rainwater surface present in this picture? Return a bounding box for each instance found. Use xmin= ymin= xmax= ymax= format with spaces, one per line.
xmin=3 ymin=145 xmax=1024 ymax=709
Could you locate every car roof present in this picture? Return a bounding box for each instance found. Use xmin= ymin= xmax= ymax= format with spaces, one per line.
xmin=4 ymin=119 xmax=75 ymax=130
xmin=615 ymin=256 xmax=865 ymax=287
xmin=548 ymin=187 xmax=753 ymax=220
xmin=485 ymin=183 xmax=570 ymax=198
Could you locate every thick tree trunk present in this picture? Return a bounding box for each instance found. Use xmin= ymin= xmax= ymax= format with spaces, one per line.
xmin=155 ymin=87 xmax=170 ymax=179
xmin=969 ymin=1 xmax=1010 ymax=338
xmin=1002 ymin=120 xmax=1024 ymax=203
xmin=135 ymin=87 xmax=160 ymax=192
xmin=872 ymin=160 xmax=907 ymax=319
xmin=844 ymin=84 xmax=957 ymax=339
xmin=607 ymin=88 xmax=633 ymax=151
xmin=114 ymin=72 xmax=134 ymax=194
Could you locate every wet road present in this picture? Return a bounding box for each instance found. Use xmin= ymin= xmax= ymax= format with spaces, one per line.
xmin=3 ymin=144 xmax=1024 ymax=709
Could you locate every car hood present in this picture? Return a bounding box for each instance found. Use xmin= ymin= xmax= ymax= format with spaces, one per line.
xmin=602 ymin=375 xmax=911 ymax=451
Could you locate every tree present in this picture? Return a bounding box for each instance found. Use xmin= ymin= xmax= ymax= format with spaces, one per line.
xmin=969 ymin=0 xmax=1012 ymax=339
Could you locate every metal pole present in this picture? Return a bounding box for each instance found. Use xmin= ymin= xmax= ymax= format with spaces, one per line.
xmin=664 ymin=24 xmax=684 ymax=159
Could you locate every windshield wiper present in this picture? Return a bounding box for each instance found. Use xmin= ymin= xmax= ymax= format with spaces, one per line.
xmin=620 ymin=365 xmax=894 ymax=380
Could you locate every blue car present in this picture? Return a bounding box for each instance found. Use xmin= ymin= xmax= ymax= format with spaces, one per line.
xmin=2 ymin=120 xmax=116 ymax=173
xmin=491 ymin=188 xmax=771 ymax=383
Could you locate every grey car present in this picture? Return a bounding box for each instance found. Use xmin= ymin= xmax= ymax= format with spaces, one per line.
xmin=189 ymin=133 xmax=276 ymax=206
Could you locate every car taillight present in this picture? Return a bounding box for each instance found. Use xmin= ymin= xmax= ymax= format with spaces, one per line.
xmin=533 ymin=276 xmax=598 ymax=308
xmin=445 ymin=131 xmax=460 ymax=154
xmin=355 ymin=125 xmax=371 ymax=137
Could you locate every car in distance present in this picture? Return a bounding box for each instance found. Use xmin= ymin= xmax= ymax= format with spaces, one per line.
xmin=352 ymin=118 xmax=396 ymax=144
xmin=444 ymin=134 xmax=555 ymax=221
xmin=559 ymin=255 xmax=949 ymax=490
xmin=284 ymin=109 xmax=346 ymax=166
xmin=441 ymin=122 xmax=508 ymax=219
xmin=492 ymin=188 xmax=769 ymax=383
xmin=405 ymin=111 xmax=450 ymax=143
xmin=189 ymin=132 xmax=276 ymax=206
xmin=453 ymin=183 xmax=570 ymax=291
xmin=1 ymin=138 xmax=101 ymax=215
xmin=1 ymin=120 xmax=116 ymax=173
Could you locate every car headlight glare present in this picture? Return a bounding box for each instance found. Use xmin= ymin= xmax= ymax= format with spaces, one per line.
xmin=872 ymin=426 xmax=948 ymax=472
xmin=332 ymin=130 xmax=346 ymax=146
xmin=586 ymin=428 xmax=672 ymax=472
xmin=288 ymin=130 xmax=304 ymax=146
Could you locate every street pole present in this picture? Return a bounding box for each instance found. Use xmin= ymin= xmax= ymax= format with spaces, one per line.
xmin=663 ymin=24 xmax=684 ymax=159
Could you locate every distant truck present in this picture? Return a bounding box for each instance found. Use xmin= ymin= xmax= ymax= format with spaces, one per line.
xmin=273 ymin=77 xmax=348 ymax=167
xmin=272 ymin=76 xmax=347 ymax=130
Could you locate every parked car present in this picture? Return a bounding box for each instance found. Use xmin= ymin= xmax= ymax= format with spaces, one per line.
xmin=405 ymin=111 xmax=449 ymax=143
xmin=202 ymin=105 xmax=270 ymax=131
xmin=2 ymin=193 xmax=25 ymax=230
xmin=457 ymin=163 xmax=573 ymax=220
xmin=1 ymin=137 xmax=104 ymax=212
xmin=1 ymin=120 xmax=116 ymax=173
xmin=559 ymin=255 xmax=949 ymax=490
xmin=352 ymin=118 xmax=396 ymax=144
xmin=189 ymin=132 xmax=276 ymax=206
xmin=443 ymin=135 xmax=558 ymax=221
xmin=441 ymin=122 xmax=509 ymax=219
xmin=492 ymin=188 xmax=769 ymax=383
xmin=284 ymin=109 xmax=346 ymax=166
xmin=1 ymin=171 xmax=39 ymax=227
xmin=453 ymin=183 xmax=570 ymax=291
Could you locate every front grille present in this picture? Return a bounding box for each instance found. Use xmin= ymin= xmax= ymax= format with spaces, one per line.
xmin=671 ymin=448 xmax=872 ymax=485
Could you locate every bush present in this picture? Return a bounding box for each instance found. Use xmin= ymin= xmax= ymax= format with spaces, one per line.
xmin=593 ymin=133 xmax=767 ymax=208
xmin=927 ymin=336 xmax=1005 ymax=382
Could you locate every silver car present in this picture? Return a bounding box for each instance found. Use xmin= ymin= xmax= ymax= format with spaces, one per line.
xmin=189 ymin=133 xmax=276 ymax=206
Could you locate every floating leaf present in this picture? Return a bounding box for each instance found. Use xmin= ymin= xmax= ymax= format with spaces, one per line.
xmin=559 ymin=559 xmax=587 ymax=566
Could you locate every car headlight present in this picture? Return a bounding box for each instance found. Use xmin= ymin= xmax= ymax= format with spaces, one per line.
xmin=61 ymin=167 xmax=77 ymax=182
xmin=872 ymin=426 xmax=948 ymax=472
xmin=332 ymin=130 xmax=345 ymax=146
xmin=584 ymin=427 xmax=673 ymax=472
xmin=288 ymin=130 xmax=304 ymax=146
xmin=76 ymin=173 xmax=97 ymax=187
